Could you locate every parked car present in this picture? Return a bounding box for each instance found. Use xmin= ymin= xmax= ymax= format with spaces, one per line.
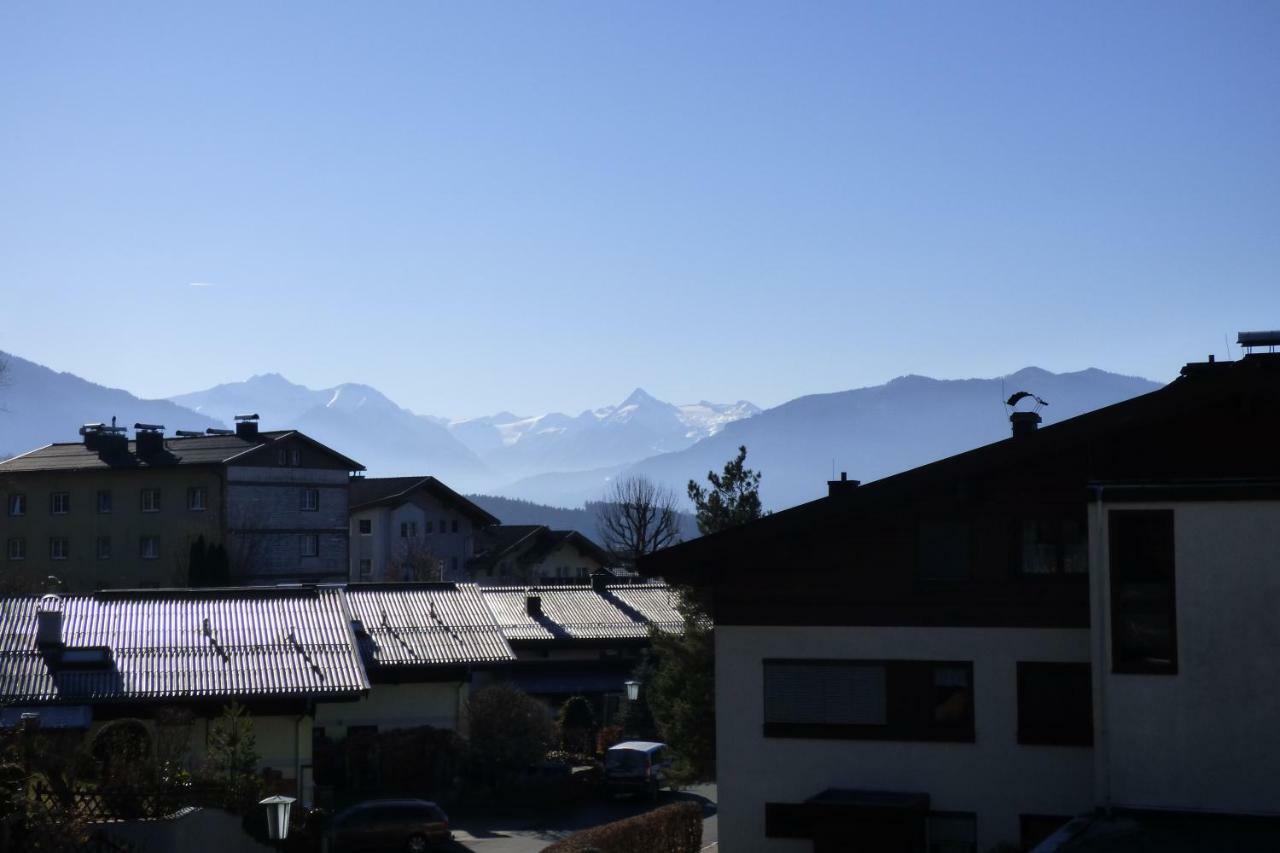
xmin=326 ymin=799 xmax=451 ymax=852
xmin=603 ymin=740 xmax=672 ymax=799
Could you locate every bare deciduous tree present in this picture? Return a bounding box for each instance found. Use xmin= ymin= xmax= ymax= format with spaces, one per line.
xmin=388 ymin=537 xmax=444 ymax=582
xmin=594 ymin=476 xmax=682 ymax=566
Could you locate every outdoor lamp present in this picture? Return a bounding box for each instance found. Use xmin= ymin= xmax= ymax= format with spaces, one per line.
xmin=625 ymin=680 xmax=640 ymax=702
xmin=260 ymin=795 xmax=296 ymax=841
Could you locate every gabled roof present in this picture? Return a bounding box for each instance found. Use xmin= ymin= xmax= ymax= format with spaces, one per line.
xmin=481 ymin=582 xmax=683 ymax=641
xmin=0 ymin=430 xmax=364 ymax=473
xmin=349 ymin=476 xmax=499 ymax=525
xmin=343 ymin=583 xmax=514 ymax=666
xmin=469 ymin=525 xmax=614 ymax=575
xmin=0 ymin=587 xmax=370 ymax=705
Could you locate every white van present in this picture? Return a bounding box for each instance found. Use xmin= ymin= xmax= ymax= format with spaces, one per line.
xmin=603 ymin=741 xmax=672 ymax=799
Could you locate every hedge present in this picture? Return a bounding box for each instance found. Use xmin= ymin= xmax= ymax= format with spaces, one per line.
xmin=543 ymin=801 xmax=702 ymax=853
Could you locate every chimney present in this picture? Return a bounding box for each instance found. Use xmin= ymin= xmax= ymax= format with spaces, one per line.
xmin=234 ymin=413 xmax=260 ymax=440
xmin=828 ymin=471 xmax=860 ymax=497
xmin=525 ymin=592 xmax=543 ymax=618
xmin=134 ymin=423 xmax=166 ymax=457
xmin=36 ymin=595 xmax=63 ymax=649
xmin=590 ymin=569 xmax=614 ymax=594
xmin=1010 ymin=411 xmax=1042 ymax=438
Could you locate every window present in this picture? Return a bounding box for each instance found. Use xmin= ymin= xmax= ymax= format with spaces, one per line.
xmin=451 ymin=556 xmax=458 ymax=574
xmin=7 ymin=538 xmax=25 ymax=561
xmin=289 ymin=449 xmax=301 ymax=466
xmin=50 ymin=537 xmax=69 ymax=560
xmin=51 ymin=492 xmax=70 ymax=514
xmin=97 ymin=490 xmax=112 ymax=514
xmin=400 ymin=522 xmax=408 ymax=538
xmin=7 ymin=494 xmax=25 ymax=516
xmin=426 ymin=520 xmax=434 ymax=534
xmin=187 ymin=487 xmax=207 ymax=511
xmin=1109 ymin=510 xmax=1177 ymax=674
xmin=358 ymin=558 xmax=372 ymax=580
xmin=141 ymin=489 xmax=161 ymax=512
xmin=1018 ymin=518 xmax=1087 ymax=575
xmin=96 ymin=536 xmax=112 ymax=561
xmin=276 ymin=448 xmax=288 ymax=465
xmin=358 ymin=519 xmax=372 ymax=535
xmin=928 ymin=813 xmax=976 ymax=853
xmin=439 ymin=517 xmax=446 ymax=533
xmin=451 ymin=519 xmax=459 ymax=533
xmin=140 ymin=536 xmax=160 ymax=559
xmin=301 ymin=534 xmax=319 ymax=557
xmin=1017 ymin=662 xmax=1093 ymax=745
xmin=918 ymin=521 xmax=971 ymax=580
xmin=1021 ymin=815 xmax=1073 ymax=851
xmin=301 ymin=488 xmax=319 ymax=511
xmin=763 ymin=659 xmax=973 ymax=741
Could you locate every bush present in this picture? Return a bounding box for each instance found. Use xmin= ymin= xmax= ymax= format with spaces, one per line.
xmin=466 ymin=685 xmax=556 ymax=789
xmin=543 ymin=801 xmax=702 ymax=853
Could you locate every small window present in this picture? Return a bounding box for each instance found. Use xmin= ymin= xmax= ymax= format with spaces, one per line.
xmin=1017 ymin=662 xmax=1093 ymax=746
xmin=7 ymin=538 xmax=25 ymax=561
xmin=440 ymin=517 xmax=447 ymax=533
xmin=97 ymin=490 xmax=112 ymax=514
xmin=409 ymin=521 xmax=417 ymax=537
xmin=7 ymin=494 xmax=25 ymax=516
xmin=141 ymin=489 xmax=161 ymax=512
xmin=289 ymin=449 xmax=301 ymax=466
xmin=931 ymin=665 xmax=972 ymax=729
xmin=301 ymin=489 xmax=319 ymax=511
xmin=96 ymin=536 xmax=112 ymax=561
xmin=1018 ymin=518 xmax=1088 ymax=576
xmin=1109 ymin=510 xmax=1177 ymax=674
xmin=918 ymin=521 xmax=971 ymax=580
xmin=51 ymin=492 xmax=70 ymax=515
xmin=358 ymin=519 xmax=372 ymax=535
xmin=400 ymin=522 xmax=408 ymax=538
xmin=451 ymin=556 xmax=458 ymax=574
xmin=451 ymin=520 xmax=459 ymax=533
xmin=140 ymin=536 xmax=160 ymax=560
xmin=301 ymin=534 xmax=319 ymax=557
xmin=358 ymin=558 xmax=372 ymax=580
xmin=50 ymin=537 xmax=69 ymax=560
xmin=276 ymin=448 xmax=288 ymax=465
xmin=187 ymin=487 xmax=207 ymax=511
xmin=426 ymin=520 xmax=434 ymax=534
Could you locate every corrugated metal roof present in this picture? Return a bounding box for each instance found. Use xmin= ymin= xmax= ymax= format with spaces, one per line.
xmin=481 ymin=583 xmax=683 ymax=641
xmin=344 ymin=583 xmax=514 ymax=666
xmin=0 ymin=587 xmax=370 ymax=704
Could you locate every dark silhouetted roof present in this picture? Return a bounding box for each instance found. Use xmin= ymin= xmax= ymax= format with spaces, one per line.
xmin=349 ymin=476 xmax=499 ymax=526
xmin=469 ymin=526 xmax=614 ymax=575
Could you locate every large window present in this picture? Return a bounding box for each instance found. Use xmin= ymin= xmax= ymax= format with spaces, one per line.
xmin=1017 ymin=662 xmax=1093 ymax=745
xmin=141 ymin=489 xmax=161 ymax=513
xmin=140 ymin=536 xmax=160 ymax=560
xmin=187 ymin=487 xmax=207 ymax=511
xmin=7 ymin=494 xmax=25 ymax=516
xmin=1018 ymin=518 xmax=1087 ymax=575
xmin=1109 ymin=510 xmax=1177 ymax=674
xmin=918 ymin=521 xmax=972 ymax=580
xmin=51 ymin=492 xmax=70 ymax=514
xmin=50 ymin=537 xmax=68 ymax=560
xmin=763 ymin=659 xmax=974 ymax=741
xmin=97 ymin=490 xmax=112 ymax=514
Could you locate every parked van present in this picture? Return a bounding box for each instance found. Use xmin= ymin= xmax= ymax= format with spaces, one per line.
xmin=604 ymin=741 xmax=672 ymax=799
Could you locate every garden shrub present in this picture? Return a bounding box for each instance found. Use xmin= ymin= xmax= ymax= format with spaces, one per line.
xmin=543 ymin=801 xmax=702 ymax=853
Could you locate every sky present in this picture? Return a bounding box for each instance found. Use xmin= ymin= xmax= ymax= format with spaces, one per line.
xmin=1 ymin=2 xmax=1277 ymax=419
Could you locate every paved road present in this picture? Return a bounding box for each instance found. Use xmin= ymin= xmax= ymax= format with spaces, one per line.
xmin=450 ymin=784 xmax=717 ymax=853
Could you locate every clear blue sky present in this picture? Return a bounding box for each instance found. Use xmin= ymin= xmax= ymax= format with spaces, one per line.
xmin=2 ymin=2 xmax=1277 ymax=418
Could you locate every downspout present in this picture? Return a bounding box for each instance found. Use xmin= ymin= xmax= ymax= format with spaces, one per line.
xmin=1089 ymin=485 xmax=1111 ymax=813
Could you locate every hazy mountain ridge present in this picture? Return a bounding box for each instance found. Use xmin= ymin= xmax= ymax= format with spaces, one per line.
xmin=0 ymin=351 xmax=224 ymax=458
xmin=467 ymin=494 xmax=700 ymax=546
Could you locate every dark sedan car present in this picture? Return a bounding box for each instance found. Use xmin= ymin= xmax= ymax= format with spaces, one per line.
xmin=327 ymin=799 xmax=452 ymax=852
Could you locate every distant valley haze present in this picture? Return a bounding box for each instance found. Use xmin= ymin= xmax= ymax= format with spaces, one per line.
xmin=1 ymin=348 xmax=1160 ymax=513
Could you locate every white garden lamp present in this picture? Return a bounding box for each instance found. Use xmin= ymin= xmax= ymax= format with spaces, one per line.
xmin=260 ymin=795 xmax=296 ymax=841
xmin=625 ymin=680 xmax=640 ymax=702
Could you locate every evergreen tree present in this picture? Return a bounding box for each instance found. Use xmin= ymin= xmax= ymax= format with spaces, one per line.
xmin=686 ymin=445 xmax=764 ymax=535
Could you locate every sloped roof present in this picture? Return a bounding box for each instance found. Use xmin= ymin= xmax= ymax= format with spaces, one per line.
xmin=344 ymin=583 xmax=514 ymax=666
xmin=481 ymin=582 xmax=683 ymax=642
xmin=0 ymin=430 xmax=363 ymax=473
xmin=469 ymin=525 xmax=614 ymax=575
xmin=350 ymin=476 xmax=499 ymax=525
xmin=0 ymin=587 xmax=369 ymax=704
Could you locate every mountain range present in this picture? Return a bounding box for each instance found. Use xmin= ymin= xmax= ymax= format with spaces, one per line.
xmin=0 ymin=349 xmax=1163 ymax=515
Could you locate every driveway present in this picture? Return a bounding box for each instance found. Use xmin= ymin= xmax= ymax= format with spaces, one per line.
xmin=450 ymin=784 xmax=717 ymax=853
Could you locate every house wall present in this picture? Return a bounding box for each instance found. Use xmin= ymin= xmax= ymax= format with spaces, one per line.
xmin=315 ymin=681 xmax=469 ymax=737
xmin=0 ymin=467 xmax=224 ymax=591
xmin=1091 ymin=499 xmax=1280 ymax=816
xmin=349 ymin=496 xmax=480 ymax=582
xmin=716 ymin=624 xmax=1094 ymax=853
xmin=225 ymin=465 xmax=350 ymax=582
xmin=529 ymin=541 xmax=605 ymax=581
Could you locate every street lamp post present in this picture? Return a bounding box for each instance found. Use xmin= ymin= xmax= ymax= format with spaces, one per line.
xmin=624 ymin=680 xmax=640 ymax=702
xmin=260 ymin=795 xmax=296 ymax=843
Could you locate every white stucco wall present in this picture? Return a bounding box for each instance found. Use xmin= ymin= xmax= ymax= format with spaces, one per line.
xmin=717 ymin=624 xmax=1094 ymax=853
xmin=315 ymin=682 xmax=468 ymax=737
xmin=350 ymin=498 xmax=477 ymax=582
xmin=1091 ymin=500 xmax=1280 ymax=815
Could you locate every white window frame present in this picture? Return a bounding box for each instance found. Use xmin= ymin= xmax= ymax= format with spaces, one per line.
xmin=188 ymin=487 xmax=207 ymax=511
xmin=141 ymin=489 xmax=161 ymax=513
xmin=51 ymin=492 xmax=70 ymax=515
xmin=50 ymin=537 xmax=68 ymax=560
